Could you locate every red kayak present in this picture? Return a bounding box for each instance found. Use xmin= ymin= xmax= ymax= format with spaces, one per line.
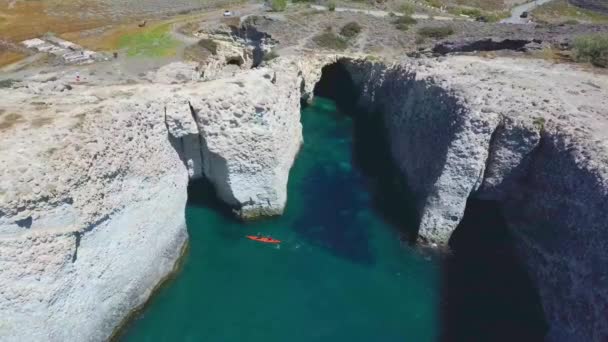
xmin=246 ymin=235 xmax=281 ymax=244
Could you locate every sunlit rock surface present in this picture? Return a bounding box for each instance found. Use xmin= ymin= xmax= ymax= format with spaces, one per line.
xmin=0 ymin=59 xmax=305 ymax=341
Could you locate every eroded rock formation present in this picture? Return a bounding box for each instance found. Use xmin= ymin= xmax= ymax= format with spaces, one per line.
xmin=166 ymin=62 xmax=304 ymax=218
xmin=1 ymin=53 xmax=608 ymax=342
xmin=0 ymin=59 xmax=305 ymax=340
xmin=339 ymin=56 xmax=608 ymax=341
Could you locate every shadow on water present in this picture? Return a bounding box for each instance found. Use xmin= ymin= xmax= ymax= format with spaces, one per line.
xmin=292 ymin=162 xmax=375 ymax=264
xmin=287 ymin=61 xmax=420 ymax=265
xmin=186 ymin=178 xmax=270 ymax=243
xmin=293 ymin=93 xmax=377 ymax=265
xmin=313 ymin=60 xmax=420 ymax=243
xmin=441 ymin=199 xmax=548 ymax=342
xmin=187 ymin=178 xmax=235 ymax=221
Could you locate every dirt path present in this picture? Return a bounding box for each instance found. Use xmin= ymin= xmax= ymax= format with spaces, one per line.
xmin=309 ymin=4 xmax=456 ymax=21
xmin=501 ymin=0 xmax=556 ymax=24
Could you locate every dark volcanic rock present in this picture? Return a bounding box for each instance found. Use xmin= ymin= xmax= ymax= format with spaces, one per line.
xmin=432 ymin=38 xmax=541 ymax=54
xmin=569 ymin=0 xmax=608 ymax=15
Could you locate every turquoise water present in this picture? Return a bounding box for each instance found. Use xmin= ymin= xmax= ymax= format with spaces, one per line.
xmin=121 ymin=97 xmax=440 ymax=342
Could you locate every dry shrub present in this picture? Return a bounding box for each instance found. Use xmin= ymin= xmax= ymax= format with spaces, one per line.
xmin=0 ymin=113 xmax=24 ymax=130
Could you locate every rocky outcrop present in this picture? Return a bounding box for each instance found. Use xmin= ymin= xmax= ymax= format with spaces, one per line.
xmin=432 ymin=38 xmax=542 ymax=55
xmin=188 ymin=25 xmax=277 ymax=82
xmin=0 ymin=87 xmax=190 ymax=341
xmin=0 ymin=58 xmax=306 ymax=340
xmin=503 ymin=125 xmax=608 ymax=341
xmin=154 ymin=61 xmax=202 ymax=84
xmin=341 ymin=56 xmax=608 ymax=341
xmin=166 ymin=61 xmax=304 ymax=218
xmin=293 ymin=53 xmax=340 ymax=100
xmin=344 ymin=58 xmax=500 ymax=245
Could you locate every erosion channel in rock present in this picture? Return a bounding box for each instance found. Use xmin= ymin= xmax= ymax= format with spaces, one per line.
xmin=119 ymin=61 xmax=546 ymax=341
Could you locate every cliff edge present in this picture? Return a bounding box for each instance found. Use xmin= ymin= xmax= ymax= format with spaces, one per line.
xmin=0 ymin=58 xmax=306 ymax=341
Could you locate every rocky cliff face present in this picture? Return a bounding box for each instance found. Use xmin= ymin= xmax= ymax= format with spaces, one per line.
xmin=166 ymin=61 xmax=304 ymax=218
xmin=0 ymin=88 xmax=189 ymax=341
xmin=344 ymin=58 xmax=500 ymax=245
xmin=341 ymin=56 xmax=608 ymax=341
xmin=503 ymin=126 xmax=608 ymax=341
xmin=0 ymin=58 xmax=306 ymax=340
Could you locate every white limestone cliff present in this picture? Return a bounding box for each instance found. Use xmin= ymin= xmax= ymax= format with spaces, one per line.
xmin=0 ymin=88 xmax=190 ymax=341
xmin=165 ymin=62 xmax=304 ymax=218
xmin=0 ymin=58 xmax=306 ymax=341
xmin=343 ymin=56 xmax=608 ymax=341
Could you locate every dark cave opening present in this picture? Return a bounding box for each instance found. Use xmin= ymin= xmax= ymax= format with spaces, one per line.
xmin=226 ymin=57 xmax=244 ymax=67
xmin=443 ymin=198 xmax=548 ymax=341
xmin=313 ymin=60 xmax=548 ymax=341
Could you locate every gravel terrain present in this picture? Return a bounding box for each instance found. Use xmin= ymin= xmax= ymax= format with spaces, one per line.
xmin=247 ymin=10 xmax=608 ymax=57
xmin=570 ymin=0 xmax=608 ymax=15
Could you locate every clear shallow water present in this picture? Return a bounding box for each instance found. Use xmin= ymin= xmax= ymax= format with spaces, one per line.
xmin=121 ymin=97 xmax=440 ymax=342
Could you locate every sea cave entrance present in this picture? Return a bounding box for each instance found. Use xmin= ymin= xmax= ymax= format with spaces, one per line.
xmin=313 ymin=60 xmax=548 ymax=342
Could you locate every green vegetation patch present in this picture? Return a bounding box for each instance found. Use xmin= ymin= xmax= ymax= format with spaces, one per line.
xmin=118 ymin=24 xmax=179 ymax=57
xmin=418 ymin=25 xmax=454 ymax=38
xmin=424 ymin=0 xmax=512 ymax=12
xmin=30 ymin=116 xmax=54 ymax=128
xmin=443 ymin=5 xmax=509 ymax=22
xmin=263 ymin=49 xmax=280 ymax=62
xmin=392 ymin=15 xmax=418 ymax=31
xmin=573 ymin=34 xmax=608 ymax=68
xmin=0 ymin=79 xmax=16 ymax=88
xmin=313 ymin=30 xmax=348 ymax=50
xmin=399 ymin=2 xmax=416 ymax=16
xmin=340 ymin=22 xmax=363 ymax=39
xmin=454 ymin=0 xmax=509 ymax=11
xmin=0 ymin=113 xmax=24 ymax=131
xmin=532 ymin=0 xmax=608 ymax=23
xmin=270 ymin=0 xmax=287 ymax=12
xmin=533 ymin=117 xmax=546 ymax=130
xmin=424 ymin=0 xmax=443 ymax=8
